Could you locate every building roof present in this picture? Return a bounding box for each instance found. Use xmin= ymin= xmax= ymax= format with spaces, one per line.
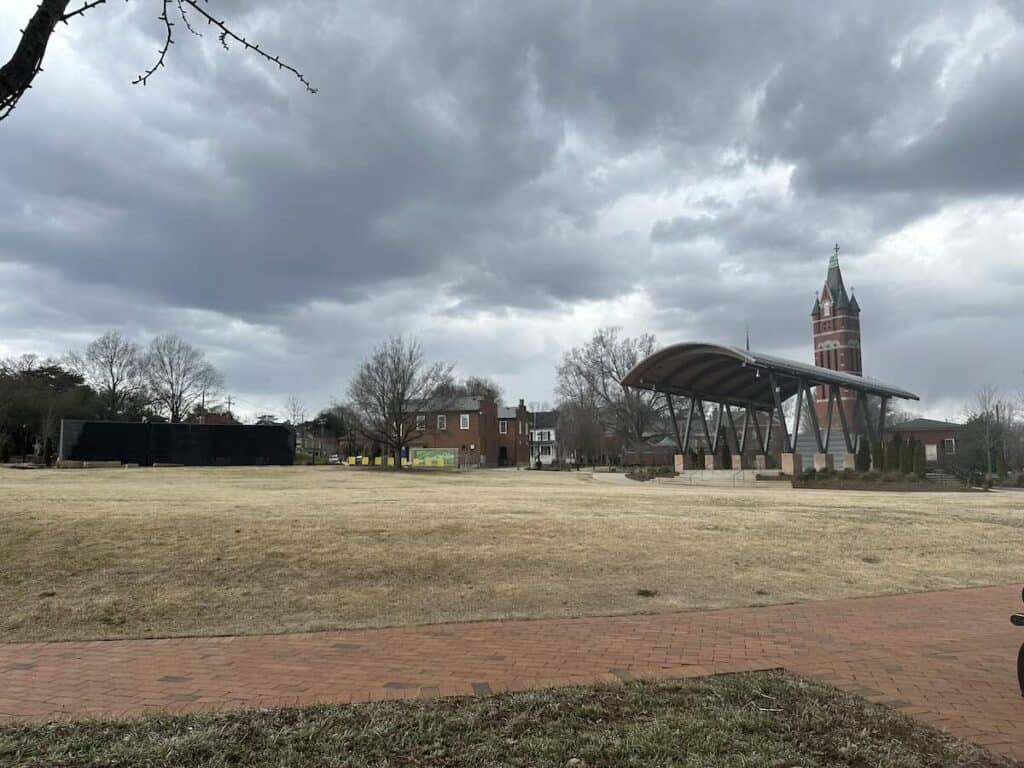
xmin=530 ymin=410 xmax=559 ymax=430
xmin=889 ymin=418 xmax=963 ymax=433
xmin=621 ymin=342 xmax=918 ymax=410
xmin=497 ymin=406 xmax=519 ymax=419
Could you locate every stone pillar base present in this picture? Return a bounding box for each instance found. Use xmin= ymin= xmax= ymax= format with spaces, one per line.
xmin=731 ymin=454 xmax=745 ymax=470
xmin=842 ymin=453 xmax=858 ymax=471
xmin=705 ymin=454 xmax=724 ymax=470
xmin=813 ymin=453 xmax=834 ymax=471
xmin=781 ymin=452 xmax=802 ymax=475
xmin=754 ymin=454 xmax=767 ymax=471
xmin=674 ymin=454 xmax=697 ymax=472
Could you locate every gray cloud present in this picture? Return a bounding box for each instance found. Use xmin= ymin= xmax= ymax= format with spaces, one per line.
xmin=0 ymin=0 xmax=1021 ymax=419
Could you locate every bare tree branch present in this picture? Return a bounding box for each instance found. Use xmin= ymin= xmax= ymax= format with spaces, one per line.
xmin=61 ymin=0 xmax=108 ymax=22
xmin=2 ymin=0 xmax=316 ymax=123
xmin=134 ymin=0 xmax=175 ymax=87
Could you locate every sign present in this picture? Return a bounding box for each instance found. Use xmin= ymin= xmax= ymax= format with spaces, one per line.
xmin=409 ymin=447 xmax=457 ymax=466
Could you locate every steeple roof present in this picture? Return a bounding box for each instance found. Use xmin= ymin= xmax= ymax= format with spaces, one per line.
xmin=823 ymin=244 xmax=854 ymax=312
xmin=810 ymin=296 xmax=821 ymax=317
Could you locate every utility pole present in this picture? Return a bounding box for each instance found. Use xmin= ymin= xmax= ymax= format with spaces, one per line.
xmin=226 ymin=395 xmax=234 ymax=422
xmin=319 ymin=418 xmax=327 ymax=461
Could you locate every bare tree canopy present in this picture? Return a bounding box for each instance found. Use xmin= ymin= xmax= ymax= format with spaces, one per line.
xmin=1 ymin=0 xmax=315 ymax=122
xmin=143 ymin=333 xmax=223 ymax=423
xmin=556 ymin=327 xmax=664 ymax=450
xmin=440 ymin=375 xmax=503 ymax=403
xmin=347 ymin=336 xmax=453 ymax=468
xmin=66 ymin=330 xmax=145 ymax=419
xmin=285 ymin=396 xmax=306 ymax=427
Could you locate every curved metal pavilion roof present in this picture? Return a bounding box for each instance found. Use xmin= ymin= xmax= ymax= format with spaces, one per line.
xmin=621 ymin=342 xmax=918 ymax=410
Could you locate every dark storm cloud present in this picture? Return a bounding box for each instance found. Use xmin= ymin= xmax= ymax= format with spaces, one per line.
xmin=1 ymin=0 xmax=1021 ymax=415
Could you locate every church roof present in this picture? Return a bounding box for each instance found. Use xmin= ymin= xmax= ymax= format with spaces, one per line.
xmin=821 ymin=246 xmax=858 ymax=314
xmin=810 ymin=296 xmax=821 ymax=317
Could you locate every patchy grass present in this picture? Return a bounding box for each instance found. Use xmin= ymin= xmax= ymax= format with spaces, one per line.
xmin=0 ymin=467 xmax=1021 ymax=642
xmin=0 ymin=672 xmax=1014 ymax=768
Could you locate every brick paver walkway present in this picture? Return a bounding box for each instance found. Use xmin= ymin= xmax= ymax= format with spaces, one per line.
xmin=2 ymin=585 xmax=1022 ymax=760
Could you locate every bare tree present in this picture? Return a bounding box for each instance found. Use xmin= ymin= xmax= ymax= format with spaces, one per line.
xmin=285 ymin=396 xmax=306 ymax=427
xmin=347 ymin=336 xmax=453 ymax=469
xmin=143 ymin=334 xmax=223 ymax=423
xmin=964 ymin=384 xmax=1016 ymax=475
xmin=556 ymin=400 xmax=604 ymax=465
xmin=66 ymin=331 xmax=145 ymax=419
xmin=557 ymin=327 xmax=664 ymax=452
xmin=2 ymin=0 xmax=315 ymax=122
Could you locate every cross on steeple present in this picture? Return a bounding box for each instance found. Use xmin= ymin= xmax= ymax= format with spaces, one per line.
xmin=829 ymin=243 xmax=840 ymax=268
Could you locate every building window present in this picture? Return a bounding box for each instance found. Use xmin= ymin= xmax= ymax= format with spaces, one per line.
xmin=499 ymin=419 xmax=508 ymax=434
xmin=541 ymin=445 xmax=551 ymax=456
xmin=942 ymin=438 xmax=956 ymax=454
xmin=460 ymin=414 xmax=470 ymax=430
xmin=416 ymin=414 xmax=425 ymax=432
xmin=437 ymin=414 xmax=446 ymax=431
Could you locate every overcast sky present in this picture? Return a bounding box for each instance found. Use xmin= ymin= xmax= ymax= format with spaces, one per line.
xmin=2 ymin=1 xmax=1021 ymax=421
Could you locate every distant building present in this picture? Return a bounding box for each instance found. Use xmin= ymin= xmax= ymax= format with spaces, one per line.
xmin=408 ymin=395 xmax=529 ymax=468
xmin=529 ymin=410 xmax=560 ymax=465
xmin=885 ymin=418 xmax=962 ymax=469
xmin=496 ymin=400 xmax=530 ymax=466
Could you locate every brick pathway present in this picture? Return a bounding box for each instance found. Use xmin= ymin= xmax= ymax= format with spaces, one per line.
xmin=1 ymin=585 xmax=1021 ymax=761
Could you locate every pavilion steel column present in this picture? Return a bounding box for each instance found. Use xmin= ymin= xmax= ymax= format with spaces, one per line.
xmin=767 ymin=371 xmax=790 ymax=454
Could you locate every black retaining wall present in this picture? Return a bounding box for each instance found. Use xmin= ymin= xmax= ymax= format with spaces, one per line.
xmin=59 ymin=420 xmax=294 ymax=466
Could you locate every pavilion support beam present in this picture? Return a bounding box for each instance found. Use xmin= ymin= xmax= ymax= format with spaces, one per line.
xmin=711 ymin=402 xmax=724 ymax=454
xmin=739 ymin=406 xmax=751 ymax=454
xmin=764 ymin=407 xmax=775 ymax=455
xmin=803 ymin=379 xmax=824 ymax=453
xmin=724 ymin=404 xmax=741 ymax=455
xmin=750 ymin=405 xmax=765 ymax=455
xmin=857 ymin=391 xmax=877 ymax=448
xmin=823 ymin=385 xmax=836 ymax=451
xmin=768 ymin=371 xmax=790 ymax=454
xmin=696 ymin=398 xmax=712 ymax=454
xmin=877 ymin=396 xmax=890 ymax=444
xmin=792 ymin=377 xmax=804 ymax=442
xmin=682 ymin=397 xmax=695 ymax=453
xmin=833 ymin=384 xmax=854 ymax=453
xmin=665 ymin=393 xmax=683 ymax=456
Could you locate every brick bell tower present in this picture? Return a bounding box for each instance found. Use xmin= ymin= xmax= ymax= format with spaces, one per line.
xmin=811 ymin=245 xmax=862 ymax=431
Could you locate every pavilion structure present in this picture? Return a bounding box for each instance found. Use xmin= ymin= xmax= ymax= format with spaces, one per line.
xmin=620 ymin=342 xmax=919 ymax=473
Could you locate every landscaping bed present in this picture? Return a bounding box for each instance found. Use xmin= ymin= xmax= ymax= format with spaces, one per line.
xmin=0 ymin=672 xmax=1014 ymax=768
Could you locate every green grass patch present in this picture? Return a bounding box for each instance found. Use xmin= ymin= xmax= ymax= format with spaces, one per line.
xmin=0 ymin=672 xmax=1013 ymax=767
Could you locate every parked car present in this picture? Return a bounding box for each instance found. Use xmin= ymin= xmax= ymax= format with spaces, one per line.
xmin=328 ymin=454 xmax=341 ymax=464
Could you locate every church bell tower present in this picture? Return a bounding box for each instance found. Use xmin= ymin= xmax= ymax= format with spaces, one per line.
xmin=811 ymin=245 xmax=862 ymax=429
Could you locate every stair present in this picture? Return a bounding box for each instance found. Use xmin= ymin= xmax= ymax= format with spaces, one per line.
xmin=924 ymin=470 xmax=967 ymax=489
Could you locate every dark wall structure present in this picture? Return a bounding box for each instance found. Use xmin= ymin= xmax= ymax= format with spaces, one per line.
xmin=59 ymin=420 xmax=294 ymax=466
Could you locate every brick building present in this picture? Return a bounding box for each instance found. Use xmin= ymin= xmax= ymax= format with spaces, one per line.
xmin=496 ymin=401 xmax=530 ymax=466
xmin=885 ymin=418 xmax=962 ymax=469
xmin=408 ymin=396 xmax=530 ymax=468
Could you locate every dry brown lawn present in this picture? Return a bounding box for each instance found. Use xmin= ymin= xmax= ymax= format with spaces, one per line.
xmin=0 ymin=466 xmax=1020 ymax=643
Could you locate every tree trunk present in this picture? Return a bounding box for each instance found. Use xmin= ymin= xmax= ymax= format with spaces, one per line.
xmin=1 ymin=1 xmax=72 ymax=109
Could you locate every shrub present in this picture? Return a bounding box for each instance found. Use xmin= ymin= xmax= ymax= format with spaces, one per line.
xmin=534 ymin=459 xmax=543 ymax=470
xmin=899 ymin=440 xmax=914 ymax=475
xmin=0 ymin=433 xmax=10 ymax=464
xmin=696 ymin=446 xmax=706 ymax=468
xmin=42 ymin=437 xmax=54 ymax=467
xmin=855 ymin=439 xmax=871 ymax=472
xmin=913 ymin=441 xmax=926 ymax=478
xmin=718 ymin=440 xmax=732 ymax=469
xmin=871 ymin=442 xmax=884 ymax=472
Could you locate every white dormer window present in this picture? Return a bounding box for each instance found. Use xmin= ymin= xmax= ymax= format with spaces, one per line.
xmin=822 ymin=299 xmax=831 ymax=316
